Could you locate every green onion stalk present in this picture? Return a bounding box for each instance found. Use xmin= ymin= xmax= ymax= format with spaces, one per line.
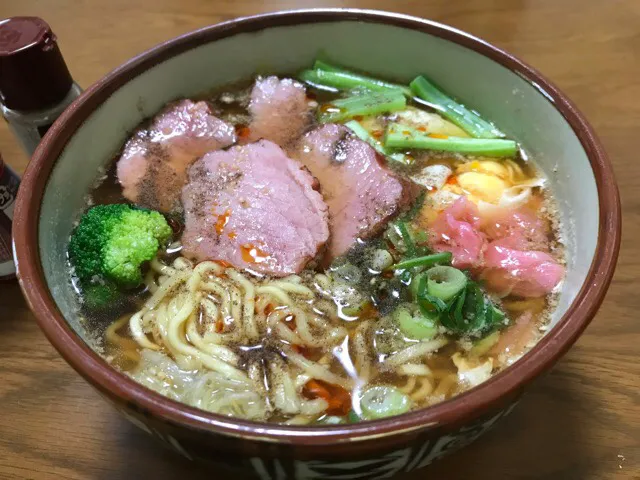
xmin=410 ymin=76 xmax=504 ymax=139
xmin=385 ymin=123 xmax=517 ymax=157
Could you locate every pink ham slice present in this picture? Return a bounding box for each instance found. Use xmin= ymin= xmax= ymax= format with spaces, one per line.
xmin=181 ymin=140 xmax=329 ymax=276
xmin=116 ymin=99 xmax=236 ymax=212
xmin=430 ymin=197 xmax=486 ymax=269
xmin=483 ymin=207 xmax=550 ymax=251
xmin=245 ymin=76 xmax=312 ymax=147
xmin=291 ymin=124 xmax=409 ymax=263
xmin=482 ymin=240 xmax=564 ymax=297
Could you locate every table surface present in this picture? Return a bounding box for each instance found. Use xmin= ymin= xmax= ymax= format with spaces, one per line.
xmin=1 ymin=1 xmax=638 ymax=479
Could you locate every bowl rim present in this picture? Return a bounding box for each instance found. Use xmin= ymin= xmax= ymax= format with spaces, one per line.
xmin=13 ymin=8 xmax=620 ymax=446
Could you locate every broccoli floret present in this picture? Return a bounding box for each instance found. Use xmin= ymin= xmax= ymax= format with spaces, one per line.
xmin=69 ymin=204 xmax=172 ymax=289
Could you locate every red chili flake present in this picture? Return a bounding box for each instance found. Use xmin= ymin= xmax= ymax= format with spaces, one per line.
xmin=214 ymin=259 xmax=233 ymax=268
xmin=215 ymin=209 xmax=231 ymax=235
xmin=303 ymin=379 xmax=352 ymax=416
xmin=235 ymin=125 xmax=251 ymax=139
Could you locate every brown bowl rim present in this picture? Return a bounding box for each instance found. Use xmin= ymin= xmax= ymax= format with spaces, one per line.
xmin=13 ymin=8 xmax=620 ymax=445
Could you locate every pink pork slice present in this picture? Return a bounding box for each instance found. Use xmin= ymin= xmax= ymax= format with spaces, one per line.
xmin=430 ymin=197 xmax=486 ymax=269
xmin=116 ymin=99 xmax=236 ymax=213
xmin=245 ymin=76 xmax=312 ymax=147
xmin=291 ymin=124 xmax=409 ymax=263
xmin=181 ymin=140 xmax=330 ymax=276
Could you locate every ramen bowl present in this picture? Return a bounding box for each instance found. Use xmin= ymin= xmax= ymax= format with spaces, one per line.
xmin=13 ymin=9 xmax=620 ymax=479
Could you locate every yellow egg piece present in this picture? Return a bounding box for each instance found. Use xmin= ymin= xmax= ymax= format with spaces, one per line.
xmin=456 ymin=172 xmax=507 ymax=204
xmin=457 ymin=160 xmax=510 ymax=181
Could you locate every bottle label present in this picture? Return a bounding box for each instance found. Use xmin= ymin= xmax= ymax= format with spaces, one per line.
xmin=0 ymin=212 xmax=13 ymax=277
xmin=0 ymin=161 xmax=20 ymax=219
xmin=0 ymin=161 xmax=19 ymax=278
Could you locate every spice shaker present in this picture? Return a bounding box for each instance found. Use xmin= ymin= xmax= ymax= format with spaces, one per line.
xmin=0 ymin=153 xmax=19 ymax=280
xmin=0 ymin=16 xmax=82 ymax=156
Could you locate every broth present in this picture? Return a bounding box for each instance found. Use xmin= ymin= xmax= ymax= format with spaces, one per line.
xmin=72 ymin=66 xmax=564 ymax=425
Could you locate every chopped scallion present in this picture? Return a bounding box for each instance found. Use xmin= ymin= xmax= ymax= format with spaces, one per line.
xmin=396 ymin=222 xmax=416 ymax=258
xmin=318 ymin=91 xmax=407 ymax=123
xmin=360 ymin=386 xmax=412 ymax=419
xmin=385 ymin=123 xmax=517 ymax=157
xmin=395 ymin=305 xmax=439 ymax=340
xmin=410 ymin=76 xmax=504 ymax=139
xmin=425 ymin=266 xmax=468 ymax=302
xmin=309 ymin=60 xmax=412 ymax=96
xmin=344 ymin=120 xmax=409 ymax=165
xmin=389 ymin=252 xmax=452 ymax=271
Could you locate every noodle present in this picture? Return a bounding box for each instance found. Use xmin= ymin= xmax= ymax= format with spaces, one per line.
xmin=410 ymin=377 xmax=434 ymax=402
xmin=384 ymin=338 xmax=449 ymax=367
xmin=398 ymin=363 xmax=433 ymax=377
xmin=117 ymin=257 xmax=350 ymax=419
xmin=80 ymin=71 xmax=561 ymax=427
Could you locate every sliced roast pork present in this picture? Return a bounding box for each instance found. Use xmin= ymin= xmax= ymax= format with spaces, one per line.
xmin=245 ymin=76 xmax=312 ymax=147
xmin=181 ymin=140 xmax=329 ymax=276
xmin=117 ymin=99 xmax=236 ymax=212
xmin=482 ymin=241 xmax=564 ymax=297
xmin=291 ymin=124 xmax=409 ymax=262
xmin=430 ymin=197 xmax=486 ymax=269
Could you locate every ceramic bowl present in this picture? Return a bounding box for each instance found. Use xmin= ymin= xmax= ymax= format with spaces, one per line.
xmin=13 ymin=9 xmax=620 ymax=480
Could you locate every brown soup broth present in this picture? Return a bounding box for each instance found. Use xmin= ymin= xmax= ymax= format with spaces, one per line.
xmin=80 ymin=75 xmax=562 ymax=423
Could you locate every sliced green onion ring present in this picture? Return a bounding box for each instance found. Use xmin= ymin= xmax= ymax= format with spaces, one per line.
xmin=425 ymin=266 xmax=467 ymax=302
xmin=394 ymin=305 xmax=439 ymax=340
xmin=360 ymin=386 xmax=412 ymax=419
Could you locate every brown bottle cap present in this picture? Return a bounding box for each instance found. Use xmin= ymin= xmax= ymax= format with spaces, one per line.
xmin=0 ymin=17 xmax=73 ymax=111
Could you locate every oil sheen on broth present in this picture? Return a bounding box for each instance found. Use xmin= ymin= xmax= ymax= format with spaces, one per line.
xmin=70 ymin=62 xmax=565 ymax=425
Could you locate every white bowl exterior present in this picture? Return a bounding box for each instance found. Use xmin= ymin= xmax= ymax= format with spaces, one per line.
xmin=38 ymin=20 xmax=595 ymax=343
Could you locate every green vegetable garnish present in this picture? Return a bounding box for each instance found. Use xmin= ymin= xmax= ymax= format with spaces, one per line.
xmin=396 ymin=221 xmax=417 ymax=258
xmin=347 ymin=410 xmax=362 ymax=423
xmin=414 ymin=274 xmax=448 ymax=317
xmin=69 ymin=203 xmax=172 ymax=289
xmin=409 ymin=75 xmax=504 ymax=139
xmin=300 ymin=69 xmax=411 ymax=96
xmin=385 ymin=123 xmax=517 ymax=157
xmin=360 ymin=386 xmax=412 ymax=419
xmin=425 ymin=266 xmax=468 ymax=302
xmin=344 ymin=120 xmax=409 ymax=165
xmin=389 ymin=252 xmax=452 ymax=271
xmin=318 ymin=91 xmax=406 ymax=123
xmin=394 ymin=305 xmax=439 ymax=340
xmin=307 ymin=60 xmax=412 ymax=95
xmin=439 ymin=282 xmax=506 ymax=336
